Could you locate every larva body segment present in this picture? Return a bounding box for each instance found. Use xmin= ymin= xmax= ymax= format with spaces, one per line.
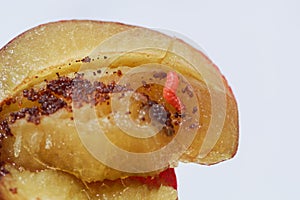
xmin=163 ymin=72 xmax=184 ymax=112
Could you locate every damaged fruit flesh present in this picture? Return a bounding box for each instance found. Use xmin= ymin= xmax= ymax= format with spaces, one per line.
xmin=0 ymin=65 xmax=191 ymax=181
xmin=0 ymin=52 xmax=238 ymax=182
xmin=0 ymin=20 xmax=239 ymax=199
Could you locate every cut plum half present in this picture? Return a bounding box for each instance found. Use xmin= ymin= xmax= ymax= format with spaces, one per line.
xmin=0 ymin=20 xmax=238 ymax=199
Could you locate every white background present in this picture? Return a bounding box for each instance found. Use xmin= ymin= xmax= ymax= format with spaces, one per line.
xmin=1 ymin=0 xmax=299 ymax=199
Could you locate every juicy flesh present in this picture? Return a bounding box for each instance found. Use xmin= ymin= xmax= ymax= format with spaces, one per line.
xmin=0 ymin=164 xmax=177 ymax=200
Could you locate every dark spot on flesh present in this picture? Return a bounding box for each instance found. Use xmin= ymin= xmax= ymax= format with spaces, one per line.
xmin=9 ymin=187 xmax=17 ymax=194
xmin=117 ymin=70 xmax=122 ymax=76
xmin=47 ymin=76 xmax=73 ymax=98
xmin=81 ymin=56 xmax=91 ymax=63
xmin=23 ymin=89 xmax=39 ymax=101
xmin=9 ymin=110 xmax=26 ymax=123
xmin=137 ymin=93 xmax=176 ymax=136
xmin=0 ymin=120 xmax=12 ymax=137
xmin=0 ymin=161 xmax=10 ymax=178
xmin=150 ymin=104 xmax=167 ymax=125
xmin=192 ymin=106 xmax=198 ymax=114
xmin=174 ymin=112 xmax=179 ymax=118
xmin=38 ymin=91 xmax=67 ymax=115
xmin=182 ymin=85 xmax=194 ymax=98
xmin=153 ymin=71 xmax=167 ymax=80
xmin=112 ymin=70 xmax=123 ymax=77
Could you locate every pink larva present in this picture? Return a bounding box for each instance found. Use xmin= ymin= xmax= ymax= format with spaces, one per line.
xmin=163 ymin=72 xmax=184 ymax=112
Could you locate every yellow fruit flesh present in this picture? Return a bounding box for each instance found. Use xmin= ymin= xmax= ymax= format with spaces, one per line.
xmin=0 ymin=164 xmax=177 ymax=200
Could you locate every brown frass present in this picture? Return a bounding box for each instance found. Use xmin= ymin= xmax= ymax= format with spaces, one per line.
xmin=153 ymin=71 xmax=167 ymax=80
xmin=0 ymin=72 xmax=179 ymax=137
xmin=0 ymin=161 xmax=9 ymax=178
xmin=136 ymin=94 xmax=176 ymax=136
xmin=81 ymin=56 xmax=91 ymax=63
xmin=0 ymin=120 xmax=12 ymax=139
xmin=182 ymin=85 xmax=194 ymax=98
